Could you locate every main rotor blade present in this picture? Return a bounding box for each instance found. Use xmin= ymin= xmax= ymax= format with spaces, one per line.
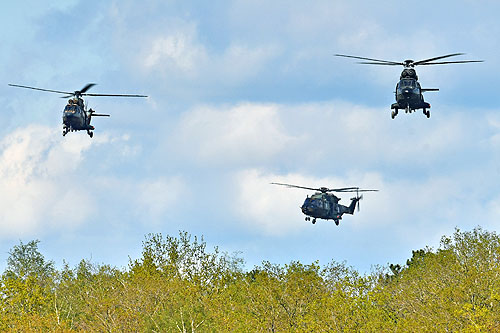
xmin=416 ymin=60 xmax=484 ymax=65
xmin=335 ymin=54 xmax=402 ymax=65
xmin=327 ymin=187 xmax=360 ymax=192
xmin=8 ymin=84 xmax=71 ymax=95
xmin=79 ymin=83 xmax=96 ymax=94
xmin=82 ymin=93 xmax=148 ymax=97
xmin=413 ymin=53 xmax=464 ymax=65
xmin=357 ymin=62 xmax=401 ymax=66
xmin=271 ymin=183 xmax=378 ymax=193
xmin=270 ymin=182 xmax=319 ymax=192
xmin=333 ymin=189 xmax=379 ymax=193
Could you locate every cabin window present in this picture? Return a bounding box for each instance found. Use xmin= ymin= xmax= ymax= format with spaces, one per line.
xmin=65 ymin=105 xmax=78 ymax=113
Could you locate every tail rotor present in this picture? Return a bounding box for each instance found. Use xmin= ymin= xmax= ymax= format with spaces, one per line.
xmin=350 ymin=189 xmax=364 ymax=212
xmin=355 ymin=189 xmax=363 ymax=212
xmin=357 ymin=194 xmax=363 ymax=212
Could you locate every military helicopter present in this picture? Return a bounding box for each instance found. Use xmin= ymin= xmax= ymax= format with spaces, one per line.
xmin=8 ymin=83 xmax=147 ymax=137
xmin=271 ymin=182 xmax=378 ymax=226
xmin=335 ymin=53 xmax=483 ymax=119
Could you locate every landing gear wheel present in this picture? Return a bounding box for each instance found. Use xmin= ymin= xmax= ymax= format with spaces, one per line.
xmin=426 ymin=110 xmax=430 ymax=118
xmin=87 ymin=130 xmax=94 ymax=138
xmin=312 ymin=219 xmax=316 ymax=224
xmin=335 ymin=220 xmax=339 ymax=226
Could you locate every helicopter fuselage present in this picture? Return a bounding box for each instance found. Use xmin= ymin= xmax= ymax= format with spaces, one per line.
xmin=62 ymin=98 xmax=96 ymax=137
xmin=301 ymin=192 xmax=359 ymax=225
xmin=390 ymin=72 xmax=433 ymax=119
xmin=63 ymin=105 xmax=91 ymax=130
xmin=393 ymin=78 xmax=429 ymax=110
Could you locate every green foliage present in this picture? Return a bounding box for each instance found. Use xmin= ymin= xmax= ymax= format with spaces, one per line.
xmin=0 ymin=240 xmax=62 ymax=331
xmin=381 ymin=227 xmax=500 ymax=331
xmin=1 ymin=228 xmax=500 ymax=331
xmin=4 ymin=240 xmax=55 ymax=280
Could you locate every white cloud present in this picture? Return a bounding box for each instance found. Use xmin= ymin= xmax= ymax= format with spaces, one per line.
xmin=283 ymin=101 xmax=479 ymax=167
xmin=83 ymin=171 xmax=187 ymax=227
xmin=216 ymin=44 xmax=281 ymax=83
xmin=108 ymin=7 xmax=281 ymax=86
xmin=0 ymin=125 xmax=154 ymax=238
xmin=486 ymin=113 xmax=500 ymax=148
xmin=232 ymin=169 xmax=311 ymax=236
xmin=0 ymin=120 xmax=189 ymax=237
xmin=165 ymin=100 xmax=484 ymax=173
xmin=140 ymin=34 xmax=279 ymax=84
xmin=134 ymin=176 xmax=186 ymax=223
xmin=143 ymin=25 xmax=207 ymax=74
xmin=171 ymin=103 xmax=295 ymax=165
xmin=0 ymin=125 xmax=95 ymax=237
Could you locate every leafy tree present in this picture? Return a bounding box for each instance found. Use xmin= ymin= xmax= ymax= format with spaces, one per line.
xmin=0 ymin=240 xmax=60 ymax=330
xmin=1 ymin=228 xmax=500 ymax=331
xmin=4 ymin=240 xmax=54 ymax=280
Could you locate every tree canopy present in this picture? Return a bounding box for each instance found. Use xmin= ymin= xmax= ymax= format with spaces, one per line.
xmin=1 ymin=227 xmax=500 ymax=331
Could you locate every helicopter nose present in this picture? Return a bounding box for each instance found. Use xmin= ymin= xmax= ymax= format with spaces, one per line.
xmin=402 ymin=89 xmax=412 ymax=98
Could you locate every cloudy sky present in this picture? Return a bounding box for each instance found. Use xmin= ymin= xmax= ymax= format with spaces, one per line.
xmin=1 ymin=0 xmax=499 ymax=273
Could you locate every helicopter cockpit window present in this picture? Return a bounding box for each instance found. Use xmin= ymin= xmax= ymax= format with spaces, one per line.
xmin=402 ymin=79 xmax=414 ymax=87
xmin=64 ymin=105 xmax=77 ymax=113
xmin=311 ymin=199 xmax=322 ymax=208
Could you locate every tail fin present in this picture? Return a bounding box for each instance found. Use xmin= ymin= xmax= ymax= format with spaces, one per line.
xmin=348 ymin=197 xmax=359 ymax=214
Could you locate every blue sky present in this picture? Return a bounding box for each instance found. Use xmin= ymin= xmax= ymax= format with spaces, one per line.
xmin=1 ymin=0 xmax=499 ymax=273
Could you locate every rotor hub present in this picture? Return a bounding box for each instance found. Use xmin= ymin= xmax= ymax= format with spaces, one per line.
xmin=403 ymin=60 xmax=415 ymax=68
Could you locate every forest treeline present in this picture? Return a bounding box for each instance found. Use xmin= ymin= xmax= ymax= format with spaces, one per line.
xmin=1 ymin=227 xmax=500 ymax=331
